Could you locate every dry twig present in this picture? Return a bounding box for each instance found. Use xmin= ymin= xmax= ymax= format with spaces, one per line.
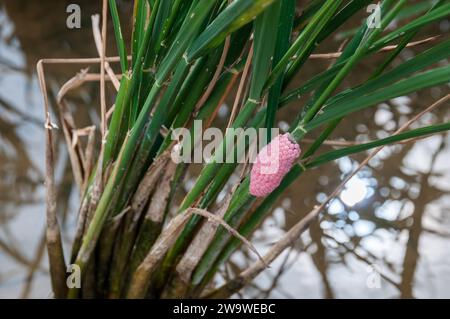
xmin=92 ymin=14 xmax=120 ymax=90
xmin=309 ymin=36 xmax=440 ymax=59
xmin=227 ymin=44 xmax=254 ymax=128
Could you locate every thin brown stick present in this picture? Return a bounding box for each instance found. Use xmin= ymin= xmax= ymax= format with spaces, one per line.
xmin=195 ymin=36 xmax=231 ymax=111
xmin=57 ymin=100 xmax=85 ymax=191
xmin=99 ymin=0 xmax=108 ymax=137
xmin=37 ymin=34 xmax=432 ymax=67
xmin=302 ymin=135 xmax=432 ymax=148
xmin=55 ymin=71 xmax=87 ymax=192
xmin=36 ymin=60 xmax=67 ymax=298
xmin=302 ymin=138 xmax=360 ymax=146
xmin=205 ymin=69 xmax=240 ymax=128
xmin=56 ymin=68 xmax=115 ymax=193
xmin=38 ymin=56 xmax=131 ymax=66
xmin=92 ymin=14 xmax=120 ymax=90
xmin=83 ymin=0 xmax=109 ymax=230
xmin=106 ymin=103 xmax=116 ymax=119
xmin=56 ymin=70 xmax=95 ymax=187
xmin=128 ymin=206 xmax=265 ymax=298
xmin=57 ymin=68 xmax=90 ymax=103
xmin=309 ymin=36 xmax=440 ymax=59
xmin=190 ymin=208 xmax=266 ymax=266
xmin=227 ymin=44 xmax=253 ymax=128
xmin=207 ymin=93 xmax=450 ymax=298
xmin=78 ymin=73 xmax=123 ymax=82
xmin=71 ymin=126 xmax=96 ymax=186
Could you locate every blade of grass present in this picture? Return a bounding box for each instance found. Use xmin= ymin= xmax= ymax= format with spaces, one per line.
xmin=265 ymin=0 xmax=296 ymax=141
xmin=191 ymin=1 xmax=412 ymax=285
xmin=131 ymin=0 xmax=147 ymax=67
xmin=103 ymin=74 xmax=131 ymax=165
xmin=187 ymin=0 xmax=277 ymax=60
xmin=72 ymin=1 xmax=219 ymax=284
xmin=108 ymin=0 xmax=128 ymax=73
xmin=206 ymin=93 xmax=450 ymax=298
xmin=291 ymin=0 xmax=406 ymax=141
xmin=307 ymin=122 xmax=450 ymax=168
xmin=263 ymin=0 xmax=343 ymax=92
xmin=161 ymin=2 xmax=282 ymax=286
xmin=305 ymin=65 xmax=450 ymax=132
xmin=371 ymin=2 xmax=450 ymax=50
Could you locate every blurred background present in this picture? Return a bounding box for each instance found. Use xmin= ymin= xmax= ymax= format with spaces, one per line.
xmin=0 ymin=0 xmax=449 ymax=298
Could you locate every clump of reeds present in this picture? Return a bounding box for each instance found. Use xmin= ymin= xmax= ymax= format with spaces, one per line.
xmin=38 ymin=0 xmax=450 ymax=298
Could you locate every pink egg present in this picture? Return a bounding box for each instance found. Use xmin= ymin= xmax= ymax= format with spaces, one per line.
xmin=249 ymin=133 xmax=301 ymax=197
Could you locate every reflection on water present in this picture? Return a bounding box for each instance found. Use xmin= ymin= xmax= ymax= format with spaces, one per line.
xmin=0 ymin=0 xmax=449 ymax=298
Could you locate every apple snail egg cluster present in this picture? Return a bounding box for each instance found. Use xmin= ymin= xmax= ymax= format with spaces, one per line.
xmin=249 ymin=133 xmax=301 ymax=197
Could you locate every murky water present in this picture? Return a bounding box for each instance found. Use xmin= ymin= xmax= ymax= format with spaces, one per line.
xmin=0 ymin=0 xmax=449 ymax=298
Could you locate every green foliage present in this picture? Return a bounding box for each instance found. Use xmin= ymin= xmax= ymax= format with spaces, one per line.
xmin=66 ymin=0 xmax=450 ymax=299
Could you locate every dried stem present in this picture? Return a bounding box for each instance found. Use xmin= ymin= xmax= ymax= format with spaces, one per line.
xmin=195 ymin=36 xmax=231 ymax=111
xmin=309 ymin=36 xmax=440 ymax=59
xmin=36 ymin=60 xmax=67 ymax=298
xmin=128 ymin=207 xmax=265 ymax=299
xmin=99 ymin=0 xmax=108 ymax=137
xmin=227 ymin=44 xmax=253 ymax=128
xmin=92 ymin=14 xmax=120 ymax=90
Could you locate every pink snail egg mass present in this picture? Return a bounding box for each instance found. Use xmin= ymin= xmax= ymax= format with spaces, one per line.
xmin=249 ymin=133 xmax=301 ymax=197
